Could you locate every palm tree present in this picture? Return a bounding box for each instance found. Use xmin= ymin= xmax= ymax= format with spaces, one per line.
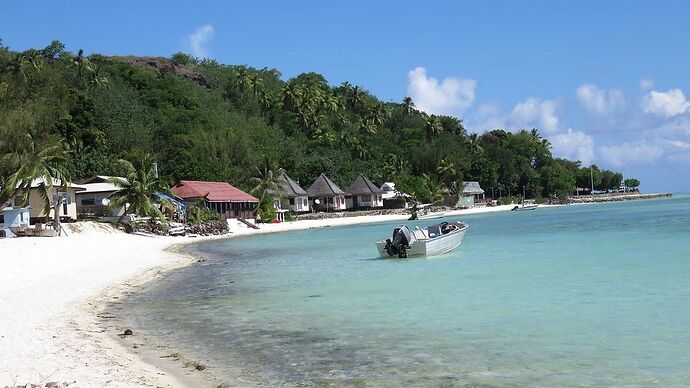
xmin=357 ymin=118 xmax=377 ymax=135
xmin=367 ymin=102 xmax=389 ymax=127
xmin=88 ymin=64 xmax=109 ymax=88
xmin=281 ymin=84 xmax=302 ymax=111
xmin=349 ymin=86 xmax=365 ymax=111
xmin=0 ymin=134 xmax=70 ymax=229
xmin=402 ymin=96 xmax=416 ymax=115
xmin=72 ymin=49 xmax=91 ymax=86
xmin=249 ymin=166 xmax=286 ymax=221
xmin=436 ymin=158 xmax=457 ymax=184
xmin=424 ymin=115 xmax=443 ymax=139
xmin=107 ymin=154 xmax=170 ymax=222
xmin=249 ymin=73 xmax=264 ymax=97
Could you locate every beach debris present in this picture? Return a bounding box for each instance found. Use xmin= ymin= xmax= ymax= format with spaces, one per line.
xmin=123 ymin=328 xmax=133 ymax=336
xmin=7 ymin=382 xmax=72 ymax=388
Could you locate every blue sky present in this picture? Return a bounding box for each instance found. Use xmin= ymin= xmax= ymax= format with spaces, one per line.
xmin=2 ymin=1 xmax=690 ymax=192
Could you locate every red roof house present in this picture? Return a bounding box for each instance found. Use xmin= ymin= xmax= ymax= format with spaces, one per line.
xmin=171 ymin=180 xmax=258 ymax=220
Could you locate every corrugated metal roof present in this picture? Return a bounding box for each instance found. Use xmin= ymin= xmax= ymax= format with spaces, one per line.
xmin=171 ymin=180 xmax=258 ymax=202
xmin=78 ymin=182 xmax=122 ymax=194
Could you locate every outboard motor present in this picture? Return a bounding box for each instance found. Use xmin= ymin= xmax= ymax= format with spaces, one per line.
xmin=384 ymin=226 xmax=412 ymax=258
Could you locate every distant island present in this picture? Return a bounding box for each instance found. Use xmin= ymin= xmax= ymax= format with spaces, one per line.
xmin=0 ymin=40 xmax=638 ymax=205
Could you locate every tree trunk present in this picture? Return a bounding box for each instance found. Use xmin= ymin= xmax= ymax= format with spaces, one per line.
xmin=53 ymin=196 xmax=62 ymax=235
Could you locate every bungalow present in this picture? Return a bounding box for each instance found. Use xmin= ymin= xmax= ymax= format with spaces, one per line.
xmin=456 ymin=181 xmax=486 ymax=208
xmin=171 ymin=180 xmax=258 ymax=221
xmin=307 ymin=174 xmax=347 ymax=211
xmin=346 ymin=175 xmax=383 ymax=209
xmin=272 ymin=172 xmax=310 ymax=213
xmin=75 ymin=176 xmax=127 ymax=220
xmin=4 ymin=178 xmax=85 ymax=222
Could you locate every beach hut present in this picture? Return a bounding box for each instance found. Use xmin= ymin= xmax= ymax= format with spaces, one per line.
xmin=458 ymin=181 xmax=485 ymax=208
xmin=75 ymin=176 xmax=127 ymax=220
xmin=346 ymin=175 xmax=384 ymax=209
xmin=171 ymin=180 xmax=259 ymax=221
xmin=271 ymin=172 xmax=310 ymax=213
xmin=5 ymin=178 xmax=86 ymax=222
xmin=306 ymin=174 xmax=347 ymax=211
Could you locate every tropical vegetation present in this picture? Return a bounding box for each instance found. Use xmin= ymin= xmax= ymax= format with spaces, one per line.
xmin=0 ymin=39 xmax=635 ymax=211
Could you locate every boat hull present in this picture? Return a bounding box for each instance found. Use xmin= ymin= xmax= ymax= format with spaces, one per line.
xmin=375 ymin=223 xmax=467 ymax=258
xmin=512 ymin=204 xmax=538 ymax=211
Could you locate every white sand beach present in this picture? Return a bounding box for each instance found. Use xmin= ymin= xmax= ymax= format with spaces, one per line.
xmin=0 ymin=205 xmax=518 ymax=387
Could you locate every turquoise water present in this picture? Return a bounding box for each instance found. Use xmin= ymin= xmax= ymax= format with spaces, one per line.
xmin=123 ymin=196 xmax=690 ymax=386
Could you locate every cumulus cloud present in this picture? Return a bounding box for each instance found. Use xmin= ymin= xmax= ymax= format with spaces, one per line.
xmin=642 ymin=88 xmax=690 ymax=118
xmin=549 ymin=128 xmax=594 ymax=164
xmin=187 ymin=24 xmax=214 ymax=58
xmin=406 ymin=67 xmax=477 ymax=116
xmin=576 ymin=83 xmax=626 ymax=114
xmin=639 ymin=78 xmax=655 ymax=91
xmin=598 ymin=142 xmax=664 ymax=167
xmin=510 ymin=97 xmax=560 ymax=133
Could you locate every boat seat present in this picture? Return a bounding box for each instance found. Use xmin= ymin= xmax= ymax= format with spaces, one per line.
xmin=427 ymin=225 xmax=441 ymax=238
xmin=412 ymin=228 xmax=427 ymax=240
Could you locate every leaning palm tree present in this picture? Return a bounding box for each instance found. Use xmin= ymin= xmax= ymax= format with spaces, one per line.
xmin=1 ymin=134 xmax=70 ymax=218
xmin=107 ymin=154 xmax=170 ymax=223
xmin=249 ymin=166 xmax=286 ymax=205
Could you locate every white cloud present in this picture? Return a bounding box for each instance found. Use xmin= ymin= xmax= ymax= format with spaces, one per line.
xmin=472 ymin=102 xmax=506 ymax=132
xmin=642 ymin=88 xmax=690 ymax=118
xmin=510 ymin=97 xmax=560 ymax=133
xmin=639 ymin=78 xmax=655 ymax=91
xmin=187 ymin=24 xmax=214 ymax=58
xmin=599 ymin=142 xmax=664 ymax=167
xmin=406 ymin=67 xmax=476 ymax=116
xmin=576 ymin=83 xmax=626 ymax=114
xmin=549 ymin=128 xmax=594 ymax=164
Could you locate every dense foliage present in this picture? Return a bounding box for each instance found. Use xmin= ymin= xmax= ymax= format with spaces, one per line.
xmin=0 ymin=40 xmax=633 ymax=204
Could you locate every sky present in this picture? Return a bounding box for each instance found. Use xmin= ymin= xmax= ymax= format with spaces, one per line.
xmin=2 ymin=1 xmax=690 ymax=192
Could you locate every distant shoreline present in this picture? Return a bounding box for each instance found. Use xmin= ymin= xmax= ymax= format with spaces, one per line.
xmin=568 ymin=192 xmax=672 ymax=204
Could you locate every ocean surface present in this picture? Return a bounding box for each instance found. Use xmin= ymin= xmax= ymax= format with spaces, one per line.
xmin=121 ymin=196 xmax=690 ymax=386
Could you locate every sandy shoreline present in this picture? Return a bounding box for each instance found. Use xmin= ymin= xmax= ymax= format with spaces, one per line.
xmin=0 ymin=204 xmax=525 ymax=387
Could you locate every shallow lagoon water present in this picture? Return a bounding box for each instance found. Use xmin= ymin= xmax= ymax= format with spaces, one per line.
xmin=123 ymin=196 xmax=690 ymax=386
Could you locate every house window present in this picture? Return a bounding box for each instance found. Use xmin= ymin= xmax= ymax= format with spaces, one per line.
xmin=289 ymin=198 xmax=295 ymax=205
xmin=81 ymin=197 xmax=96 ymax=206
xmin=303 ymin=198 xmax=308 ymax=207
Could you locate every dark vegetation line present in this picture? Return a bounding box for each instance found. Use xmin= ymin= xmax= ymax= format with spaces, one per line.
xmin=0 ymin=40 xmax=636 ymax=209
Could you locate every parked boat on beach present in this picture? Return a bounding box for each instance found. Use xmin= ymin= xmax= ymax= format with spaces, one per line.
xmin=375 ymin=221 xmax=469 ymax=258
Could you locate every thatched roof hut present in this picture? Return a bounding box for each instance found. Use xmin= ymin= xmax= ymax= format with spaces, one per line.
xmin=346 ymin=175 xmax=383 ymax=195
xmin=274 ymin=172 xmax=308 ymax=198
xmin=307 ymin=174 xmax=345 ymax=197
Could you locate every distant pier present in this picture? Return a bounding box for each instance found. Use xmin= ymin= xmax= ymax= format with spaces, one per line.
xmin=568 ymin=192 xmax=672 ymax=204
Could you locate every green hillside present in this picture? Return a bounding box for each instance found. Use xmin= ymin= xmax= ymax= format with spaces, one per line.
xmin=0 ymin=40 xmax=625 ymax=202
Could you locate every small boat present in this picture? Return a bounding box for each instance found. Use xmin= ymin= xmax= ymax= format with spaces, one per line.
xmin=511 ymin=203 xmax=538 ymax=211
xmin=375 ymin=221 xmax=469 ymax=258
xmin=417 ymin=211 xmax=445 ymax=220
xmin=512 ymin=188 xmax=538 ymax=211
